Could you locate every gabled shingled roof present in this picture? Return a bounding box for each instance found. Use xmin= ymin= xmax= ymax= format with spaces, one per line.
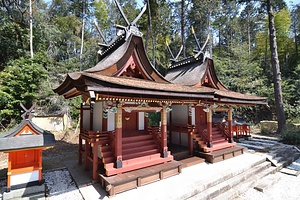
xmin=165 ymin=55 xmax=227 ymax=90
xmin=0 ymin=119 xmax=55 ymax=151
xmin=54 ymin=32 xmax=267 ymax=106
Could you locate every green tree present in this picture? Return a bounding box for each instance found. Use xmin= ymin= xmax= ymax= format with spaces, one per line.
xmin=0 ymin=54 xmax=48 ymax=127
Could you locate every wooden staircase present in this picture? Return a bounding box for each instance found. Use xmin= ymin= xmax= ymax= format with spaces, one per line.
xmin=100 ymin=134 xmax=173 ymax=176
xmin=193 ymin=127 xmax=236 ymax=153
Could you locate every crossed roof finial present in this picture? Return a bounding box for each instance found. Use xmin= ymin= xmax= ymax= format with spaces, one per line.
xmin=20 ymin=103 xmax=35 ymax=120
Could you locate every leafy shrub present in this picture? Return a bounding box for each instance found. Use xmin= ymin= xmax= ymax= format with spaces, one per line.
xmin=281 ymin=125 xmax=300 ymax=145
xmin=147 ymin=112 xmax=161 ymax=127
xmin=261 ymin=127 xmax=271 ymax=135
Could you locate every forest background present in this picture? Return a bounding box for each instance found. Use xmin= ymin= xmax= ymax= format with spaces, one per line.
xmin=0 ymin=0 xmax=300 ymax=134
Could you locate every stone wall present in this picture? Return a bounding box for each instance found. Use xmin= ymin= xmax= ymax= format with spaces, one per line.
xmin=32 ymin=114 xmax=72 ymax=131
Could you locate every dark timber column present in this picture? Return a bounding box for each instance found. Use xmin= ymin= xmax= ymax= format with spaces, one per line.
xmin=228 ymin=106 xmax=234 ymax=143
xmin=161 ymin=106 xmax=168 ymax=158
xmin=92 ymin=142 xmax=99 ymax=180
xmin=115 ymin=103 xmax=123 ymax=168
xmin=90 ymin=104 xmax=94 ymax=131
xmin=102 ymin=101 xmax=108 ymax=131
xmin=207 ymin=107 xmax=213 ymax=147
xmin=188 ymin=105 xmax=193 ymax=155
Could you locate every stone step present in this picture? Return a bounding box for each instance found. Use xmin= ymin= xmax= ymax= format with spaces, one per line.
xmin=187 ymin=161 xmax=272 ymax=200
xmin=267 ymin=156 xmax=284 ymax=167
xmin=211 ymin=165 xmax=277 ymax=200
xmin=254 ymin=173 xmax=281 ymax=192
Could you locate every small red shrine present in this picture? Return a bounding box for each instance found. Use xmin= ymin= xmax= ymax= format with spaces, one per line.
xmin=0 ymin=104 xmax=55 ymax=192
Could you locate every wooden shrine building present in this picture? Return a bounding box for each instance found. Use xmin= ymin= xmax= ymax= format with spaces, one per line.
xmin=54 ymin=1 xmax=267 ymax=194
xmin=0 ymin=105 xmax=55 ymax=192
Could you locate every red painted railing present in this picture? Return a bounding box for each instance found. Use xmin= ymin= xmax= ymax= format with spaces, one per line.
xmin=148 ymin=126 xmax=162 ymax=151
xmin=187 ymin=124 xmax=208 ymax=143
xmin=215 ymin=122 xmax=229 ymax=139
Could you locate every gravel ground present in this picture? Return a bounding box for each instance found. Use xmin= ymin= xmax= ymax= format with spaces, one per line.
xmin=44 ymin=169 xmax=83 ymax=200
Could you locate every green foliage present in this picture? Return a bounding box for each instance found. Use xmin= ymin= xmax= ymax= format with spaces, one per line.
xmin=93 ymin=0 xmax=110 ymax=29
xmin=0 ymin=55 xmax=48 ymax=125
xmin=147 ymin=112 xmax=161 ymax=127
xmin=282 ymin=125 xmax=300 ymax=145
xmin=68 ymin=96 xmax=81 ymax=124
xmin=0 ymin=0 xmax=300 ymax=129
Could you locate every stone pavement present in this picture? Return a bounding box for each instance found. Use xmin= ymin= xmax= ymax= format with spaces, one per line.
xmin=67 ymin=152 xmax=267 ymax=200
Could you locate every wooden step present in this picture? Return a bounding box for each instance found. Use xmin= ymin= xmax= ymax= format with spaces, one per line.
xmin=123 ymin=140 xmax=155 ymax=149
xmin=212 ymin=138 xmax=227 ymax=144
xmin=180 ymin=156 xmax=205 ymax=168
xmin=103 ymin=156 xmax=115 ymax=164
xmin=100 ymin=145 xmax=111 ymax=152
xmin=123 ymin=144 xmax=158 ymax=155
xmin=203 ymin=142 xmax=237 ymax=153
xmin=101 ymin=151 xmax=114 ymax=158
xmin=122 ymin=134 xmax=153 ymax=144
xmin=98 ymin=139 xmax=110 ymax=146
xmin=100 ymin=160 xmax=182 ymax=196
xmin=198 ymin=145 xmax=244 ymax=163
xmin=105 ymin=154 xmax=174 ymax=176
xmin=104 ymin=153 xmax=163 ymax=169
xmin=123 ymin=149 xmax=160 ymax=160
xmin=212 ymin=135 xmax=226 ymax=140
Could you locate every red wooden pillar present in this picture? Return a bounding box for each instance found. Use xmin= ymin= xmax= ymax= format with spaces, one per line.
xmin=228 ymin=106 xmax=234 ymax=143
xmin=7 ymin=153 xmax=12 ymax=191
xmin=161 ymin=106 xmax=168 ymax=158
xmin=169 ymin=110 xmax=172 ymax=143
xmin=207 ymin=107 xmax=213 ymax=147
xmin=115 ymin=104 xmax=123 ymax=168
xmin=92 ymin=142 xmax=99 ymax=180
xmin=38 ymin=149 xmax=42 ymax=183
xmin=188 ymin=105 xmax=193 ymax=155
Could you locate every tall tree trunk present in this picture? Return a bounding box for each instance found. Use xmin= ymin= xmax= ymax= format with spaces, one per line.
xmin=247 ymin=8 xmax=251 ymax=59
xmin=147 ymin=0 xmax=155 ymax=66
xmin=181 ymin=0 xmax=186 ymax=58
xmin=293 ymin=20 xmax=299 ymax=58
xmin=208 ymin=11 xmax=213 ymax=57
xmin=267 ymin=0 xmax=286 ymax=133
xmin=29 ymin=0 xmax=33 ymax=59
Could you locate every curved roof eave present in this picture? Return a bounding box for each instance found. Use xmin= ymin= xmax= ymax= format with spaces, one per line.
xmin=85 ymin=34 xmax=169 ymax=83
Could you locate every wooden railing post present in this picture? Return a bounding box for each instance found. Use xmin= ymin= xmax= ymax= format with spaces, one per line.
xmin=161 ymin=106 xmax=168 ymax=158
xmin=78 ymin=133 xmax=82 ymax=164
xmin=188 ymin=105 xmax=194 ymax=155
xmin=207 ymin=107 xmax=213 ymax=147
xmin=92 ymin=142 xmax=98 ymax=180
xmin=115 ymin=103 xmax=123 ymax=168
xmin=228 ymin=106 xmax=234 ymax=143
